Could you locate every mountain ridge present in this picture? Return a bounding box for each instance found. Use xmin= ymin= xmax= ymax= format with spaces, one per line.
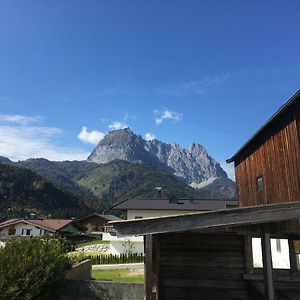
xmin=88 ymin=128 xmax=227 ymax=186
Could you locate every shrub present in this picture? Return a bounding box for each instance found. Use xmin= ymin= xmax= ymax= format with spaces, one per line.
xmin=0 ymin=238 xmax=72 ymax=300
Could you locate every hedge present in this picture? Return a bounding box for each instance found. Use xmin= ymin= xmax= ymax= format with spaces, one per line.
xmin=87 ymin=253 xmax=144 ymax=265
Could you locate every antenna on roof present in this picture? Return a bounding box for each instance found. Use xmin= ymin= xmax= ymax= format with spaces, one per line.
xmin=29 ymin=213 xmax=36 ymax=220
xmin=155 ymin=187 xmax=162 ymax=198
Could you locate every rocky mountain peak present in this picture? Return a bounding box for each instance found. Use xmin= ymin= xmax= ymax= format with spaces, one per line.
xmin=88 ymin=128 xmax=227 ymax=186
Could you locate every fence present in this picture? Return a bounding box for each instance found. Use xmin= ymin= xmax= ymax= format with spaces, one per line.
xmin=87 ymin=253 xmax=144 ymax=265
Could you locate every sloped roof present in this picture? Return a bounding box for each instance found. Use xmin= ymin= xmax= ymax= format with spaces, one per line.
xmin=227 ymin=89 xmax=300 ymax=163
xmin=0 ymin=218 xmax=19 ymax=227
xmin=30 ymin=219 xmax=74 ymax=231
xmin=110 ymin=201 xmax=300 ymax=236
xmin=111 ymin=198 xmax=237 ymax=211
xmin=0 ymin=218 xmax=76 ymax=232
xmin=77 ymin=213 xmax=121 ymax=222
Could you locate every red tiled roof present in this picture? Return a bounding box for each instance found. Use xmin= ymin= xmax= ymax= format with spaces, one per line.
xmin=30 ymin=219 xmax=73 ymax=231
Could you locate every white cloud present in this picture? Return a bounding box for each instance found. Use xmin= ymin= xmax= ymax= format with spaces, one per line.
xmin=145 ymin=133 xmax=156 ymax=141
xmin=154 ymin=110 xmax=182 ymax=125
xmin=108 ymin=121 xmax=128 ymax=130
xmin=77 ymin=126 xmax=105 ymax=145
xmin=0 ymin=114 xmax=42 ymax=125
xmin=0 ymin=115 xmax=89 ymax=161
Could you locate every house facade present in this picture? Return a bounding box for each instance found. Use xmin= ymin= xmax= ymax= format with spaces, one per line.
xmin=76 ymin=213 xmax=121 ymax=233
xmin=0 ymin=218 xmax=80 ymax=240
xmin=227 ymin=89 xmax=300 ymax=207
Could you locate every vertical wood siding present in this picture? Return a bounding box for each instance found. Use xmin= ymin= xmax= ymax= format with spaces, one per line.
xmin=158 ymin=233 xmax=249 ymax=300
xmin=235 ymin=105 xmax=300 ymax=207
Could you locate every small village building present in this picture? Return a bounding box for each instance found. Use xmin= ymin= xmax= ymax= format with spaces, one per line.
xmin=111 ymin=197 xmax=237 ymax=219
xmin=0 ymin=218 xmax=81 ymax=240
xmin=75 ymin=213 xmax=121 ymax=233
xmin=107 ymin=198 xmax=237 ymax=255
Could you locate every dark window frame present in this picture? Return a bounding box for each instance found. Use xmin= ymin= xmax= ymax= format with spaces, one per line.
xmin=257 ymin=176 xmax=264 ymax=192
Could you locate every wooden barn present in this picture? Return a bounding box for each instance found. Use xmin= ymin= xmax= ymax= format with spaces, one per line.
xmin=226 ymin=89 xmax=300 ymax=207
xmin=111 ymin=202 xmax=300 ymax=300
xmin=111 ymin=90 xmax=300 ymax=300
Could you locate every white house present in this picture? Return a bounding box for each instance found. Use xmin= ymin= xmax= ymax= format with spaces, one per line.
xmin=105 ymin=198 xmax=237 ymax=255
xmin=0 ymin=218 xmax=81 ymax=240
xmin=111 ymin=197 xmax=237 ymax=220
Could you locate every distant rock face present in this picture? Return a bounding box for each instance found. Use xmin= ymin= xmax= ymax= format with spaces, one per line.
xmin=0 ymin=156 xmax=13 ymax=164
xmin=88 ymin=128 xmax=227 ymax=186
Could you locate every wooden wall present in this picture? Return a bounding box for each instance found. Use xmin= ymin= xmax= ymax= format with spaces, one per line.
xmin=156 ymin=232 xmax=249 ymax=300
xmin=235 ymin=104 xmax=300 ymax=207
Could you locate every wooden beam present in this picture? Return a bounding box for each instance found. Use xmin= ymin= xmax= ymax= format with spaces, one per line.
xmin=261 ymin=229 xmax=275 ymax=300
xmin=288 ymin=239 xmax=298 ymax=273
xmin=244 ymin=235 xmax=254 ymax=274
xmin=144 ymin=235 xmax=153 ymax=300
xmin=111 ymin=201 xmax=300 ymax=236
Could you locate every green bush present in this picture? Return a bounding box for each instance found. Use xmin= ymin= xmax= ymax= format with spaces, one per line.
xmin=0 ymin=238 xmax=72 ymax=300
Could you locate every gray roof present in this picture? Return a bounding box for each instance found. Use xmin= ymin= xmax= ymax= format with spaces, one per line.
xmin=227 ymin=89 xmax=300 ymax=163
xmin=111 ymin=198 xmax=237 ymax=211
xmin=110 ymin=201 xmax=300 ymax=236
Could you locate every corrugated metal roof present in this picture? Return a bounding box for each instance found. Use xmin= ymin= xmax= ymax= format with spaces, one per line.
xmin=226 ymin=89 xmax=300 ymax=163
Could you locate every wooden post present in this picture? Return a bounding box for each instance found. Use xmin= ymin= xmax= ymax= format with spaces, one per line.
xmin=261 ymin=230 xmax=275 ymax=300
xmin=288 ymin=239 xmax=298 ymax=273
xmin=244 ymin=235 xmax=254 ymax=274
xmin=144 ymin=234 xmax=154 ymax=300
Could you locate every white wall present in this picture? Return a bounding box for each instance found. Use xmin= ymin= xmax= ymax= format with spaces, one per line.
xmin=109 ymin=240 xmax=144 ymax=255
xmin=102 ymin=232 xmax=144 ymax=255
xmin=0 ymin=222 xmax=48 ymax=238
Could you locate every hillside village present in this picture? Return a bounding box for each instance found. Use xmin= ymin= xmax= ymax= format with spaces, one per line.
xmin=1 ymin=90 xmax=300 ymax=300
xmin=1 ymin=2 xmax=300 ymax=300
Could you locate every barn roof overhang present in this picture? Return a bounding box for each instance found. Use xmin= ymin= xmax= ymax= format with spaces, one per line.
xmin=109 ymin=201 xmax=300 ymax=236
xmin=226 ymin=89 xmax=300 ymax=163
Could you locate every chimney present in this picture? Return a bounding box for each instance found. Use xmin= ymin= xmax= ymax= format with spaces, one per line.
xmin=155 ymin=187 xmax=162 ymax=198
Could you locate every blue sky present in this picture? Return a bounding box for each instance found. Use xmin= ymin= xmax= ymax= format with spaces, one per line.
xmin=1 ymin=1 xmax=300 ymax=179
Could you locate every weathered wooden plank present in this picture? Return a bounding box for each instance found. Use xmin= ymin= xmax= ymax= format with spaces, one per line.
xmin=234 ymin=102 xmax=300 ymax=208
xmin=112 ymin=202 xmax=300 ymax=236
xmin=288 ymin=239 xmax=298 ymax=273
xmin=145 ymin=235 xmax=153 ymax=300
xmin=261 ymin=230 xmax=275 ymax=300
xmin=244 ymin=235 xmax=254 ymax=274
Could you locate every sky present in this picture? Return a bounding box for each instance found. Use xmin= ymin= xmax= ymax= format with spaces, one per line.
xmin=1 ymin=1 xmax=300 ymax=179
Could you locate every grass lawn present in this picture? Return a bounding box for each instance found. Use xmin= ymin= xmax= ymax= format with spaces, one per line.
xmin=91 ymin=269 xmax=144 ymax=283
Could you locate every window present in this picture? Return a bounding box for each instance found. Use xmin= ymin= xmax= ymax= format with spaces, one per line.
xmin=39 ymin=229 xmax=45 ymax=236
xmin=21 ymin=229 xmax=31 ymax=236
xmin=252 ymin=238 xmax=290 ymax=269
xmin=8 ymin=227 xmax=16 ymax=236
xmin=257 ymin=176 xmax=263 ymax=192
